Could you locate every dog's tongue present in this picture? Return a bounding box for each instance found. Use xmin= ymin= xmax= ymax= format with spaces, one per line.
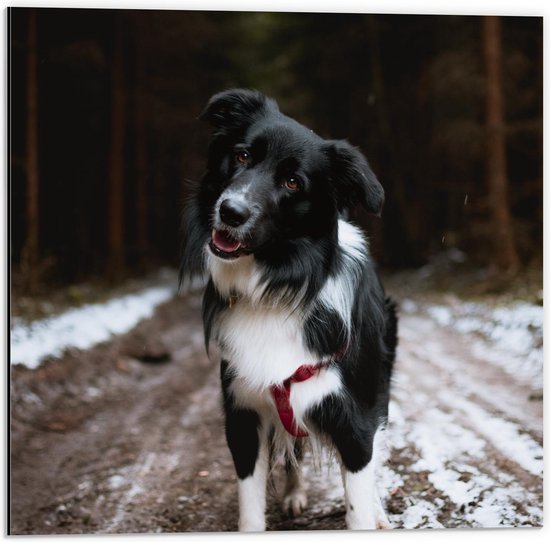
xmin=212 ymin=230 xmax=242 ymax=253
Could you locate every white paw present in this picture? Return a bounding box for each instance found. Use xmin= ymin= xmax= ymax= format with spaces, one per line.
xmin=345 ymin=510 xmax=376 ymax=530
xmin=376 ymin=516 xmax=392 ymax=529
xmin=239 ymin=519 xmax=266 ymax=532
xmin=282 ymin=488 xmax=308 ymax=517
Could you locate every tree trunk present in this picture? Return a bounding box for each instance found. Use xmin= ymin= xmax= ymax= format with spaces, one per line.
xmin=22 ymin=9 xmax=39 ymax=291
xmin=483 ymin=16 xmax=519 ymax=274
xmin=366 ymin=16 xmax=419 ymax=266
xmin=134 ymin=20 xmax=149 ymax=269
xmin=107 ymin=14 xmax=126 ymax=280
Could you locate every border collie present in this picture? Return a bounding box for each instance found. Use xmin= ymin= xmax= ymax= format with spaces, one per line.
xmin=180 ymin=89 xmax=397 ymax=531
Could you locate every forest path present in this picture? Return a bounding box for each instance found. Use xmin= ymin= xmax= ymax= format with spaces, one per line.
xmin=10 ymin=290 xmax=543 ymax=533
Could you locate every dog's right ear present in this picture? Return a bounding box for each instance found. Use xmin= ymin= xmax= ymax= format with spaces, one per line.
xmin=325 ymin=140 xmax=385 ymax=216
xmin=199 ymin=88 xmax=277 ymax=130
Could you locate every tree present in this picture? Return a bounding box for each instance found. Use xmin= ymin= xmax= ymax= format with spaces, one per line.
xmin=133 ymin=16 xmax=149 ymax=269
xmin=483 ymin=16 xmax=519 ymax=274
xmin=107 ymin=13 xmax=126 ymax=280
xmin=22 ymin=9 xmax=39 ymax=291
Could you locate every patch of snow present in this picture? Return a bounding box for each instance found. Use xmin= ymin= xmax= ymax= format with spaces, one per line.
xmin=407 ymin=406 xmax=486 ymax=467
xmin=424 ymin=301 xmax=543 ymax=389
xmin=400 ymin=500 xmax=444 ymax=529
xmin=10 ymin=286 xmax=176 ymax=369
xmin=389 ymin=296 xmax=543 ymax=529
xmin=126 ymin=482 xmax=144 ymax=499
xmin=379 ymin=463 xmax=403 ymax=494
xmin=467 ymin=494 xmax=506 ymax=527
xmin=446 ymin=248 xmax=467 ymax=263
xmin=104 ymin=452 xmax=156 ymax=532
xmin=427 ymin=467 xmax=493 ymax=507
xmin=107 ymin=475 xmax=126 ymax=490
xmin=426 ymin=306 xmax=453 ymax=326
xmin=470 ymin=340 xmax=542 ymax=389
xmin=398 ymin=400 xmax=494 ymax=508
xmin=390 ymin=372 xmax=542 ymax=527
xmin=465 ymin=485 xmax=543 ymax=528
xmin=22 ymin=391 xmax=42 ymax=405
xmin=387 ymin=400 xmax=407 ymax=450
xmin=399 ymin=332 xmax=541 ymax=436
xmin=85 ymin=387 xmax=102 ymax=399
xmin=446 ymin=395 xmax=543 ymax=477
xmin=400 ymin=299 xmax=418 ymax=314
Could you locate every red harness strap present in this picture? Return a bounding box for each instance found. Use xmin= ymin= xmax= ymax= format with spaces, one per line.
xmin=269 ymin=364 xmax=322 ymax=438
xmin=269 ymin=345 xmax=347 ymax=438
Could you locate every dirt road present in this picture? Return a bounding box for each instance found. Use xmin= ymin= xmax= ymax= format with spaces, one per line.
xmin=10 ymin=290 xmax=543 ymax=533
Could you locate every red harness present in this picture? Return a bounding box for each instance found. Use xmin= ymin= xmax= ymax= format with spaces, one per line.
xmin=269 ymin=348 xmax=347 ymax=438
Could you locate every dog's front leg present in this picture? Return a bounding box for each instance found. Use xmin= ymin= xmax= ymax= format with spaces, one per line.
xmin=337 ymin=427 xmax=390 ymax=530
xmin=223 ymin=391 xmax=269 ymax=531
xmin=235 ymin=425 xmax=269 ymax=532
xmin=341 ymin=460 xmax=377 ymax=530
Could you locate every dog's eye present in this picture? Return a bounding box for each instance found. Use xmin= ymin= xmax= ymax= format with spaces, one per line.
xmin=235 ymin=150 xmax=251 ymax=165
xmin=283 ymin=177 xmax=301 ymax=192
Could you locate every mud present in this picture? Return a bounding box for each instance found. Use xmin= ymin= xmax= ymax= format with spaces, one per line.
xmin=9 ymin=290 xmax=543 ymax=533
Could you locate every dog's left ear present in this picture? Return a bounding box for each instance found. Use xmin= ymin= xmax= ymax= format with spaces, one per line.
xmin=325 ymin=140 xmax=384 ymax=216
xmin=199 ymin=88 xmax=277 ymax=131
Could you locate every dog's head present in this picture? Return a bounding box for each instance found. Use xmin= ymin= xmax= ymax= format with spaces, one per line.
xmin=196 ymin=88 xmax=384 ymax=262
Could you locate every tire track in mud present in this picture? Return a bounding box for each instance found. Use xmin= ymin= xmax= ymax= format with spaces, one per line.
xmin=389 ymin=311 xmax=543 ymax=528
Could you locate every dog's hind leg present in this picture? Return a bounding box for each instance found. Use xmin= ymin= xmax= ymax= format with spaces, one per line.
xmin=282 ymin=439 xmax=308 ymax=517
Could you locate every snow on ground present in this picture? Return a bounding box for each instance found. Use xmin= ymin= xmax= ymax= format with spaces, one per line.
xmin=402 ymin=299 xmax=543 ymax=388
xmin=10 ymin=286 xmax=176 ymax=369
xmin=386 ymin=384 xmax=543 ymax=528
xmin=388 ymin=298 xmax=543 ymax=529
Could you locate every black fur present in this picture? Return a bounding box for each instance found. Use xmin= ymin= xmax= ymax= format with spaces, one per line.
xmin=181 ymin=89 xmax=398 ymax=525
xmin=220 ymin=360 xmax=261 ymax=479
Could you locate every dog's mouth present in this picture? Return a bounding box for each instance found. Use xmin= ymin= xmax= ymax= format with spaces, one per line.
xmin=209 ymin=229 xmax=247 ymax=260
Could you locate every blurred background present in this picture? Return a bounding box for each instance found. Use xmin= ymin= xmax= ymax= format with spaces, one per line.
xmin=10 ymin=8 xmax=542 ymax=296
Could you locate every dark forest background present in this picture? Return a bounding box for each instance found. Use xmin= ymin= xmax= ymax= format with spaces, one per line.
xmin=9 ymin=8 xmax=543 ymax=293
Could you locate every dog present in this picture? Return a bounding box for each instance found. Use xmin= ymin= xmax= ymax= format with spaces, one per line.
xmin=180 ymin=89 xmax=397 ymax=531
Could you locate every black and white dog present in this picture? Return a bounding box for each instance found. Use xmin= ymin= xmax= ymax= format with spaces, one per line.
xmin=181 ymin=89 xmax=397 ymax=531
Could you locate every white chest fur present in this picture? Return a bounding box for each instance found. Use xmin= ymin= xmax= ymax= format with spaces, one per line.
xmin=220 ymin=302 xmax=343 ymax=429
xmin=205 ymin=219 xmax=367 ymax=429
xmin=208 ymin=260 xmax=342 ymax=427
xmin=218 ymin=301 xmax=316 ymax=389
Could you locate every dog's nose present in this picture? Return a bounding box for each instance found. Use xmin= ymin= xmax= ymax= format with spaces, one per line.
xmin=219 ymin=199 xmax=251 ymax=227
